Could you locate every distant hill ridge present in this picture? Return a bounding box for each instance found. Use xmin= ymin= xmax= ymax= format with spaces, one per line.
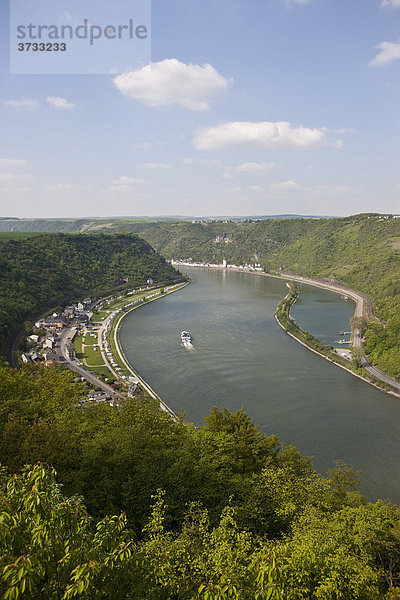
xmin=0 ymin=213 xmax=334 ymax=234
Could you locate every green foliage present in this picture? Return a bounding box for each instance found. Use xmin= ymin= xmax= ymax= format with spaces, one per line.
xmin=350 ymin=316 xmax=368 ymax=334
xmin=0 ymin=464 xmax=284 ymax=599
xmin=1 ymin=365 xmax=400 ymax=597
xmin=3 ymin=462 xmax=400 ymax=599
xmin=352 ymin=346 xmax=364 ymax=369
xmin=0 ymin=463 xmax=136 ymax=599
xmin=0 ymin=232 xmax=40 ymax=241
xmin=0 ymin=233 xmax=183 ymax=356
xmin=204 ymin=407 xmax=279 ymax=474
xmin=135 ymin=215 xmax=400 ymax=381
xmin=365 ymin=317 xmax=400 ymax=379
xmin=2 ymin=215 xmax=400 ymax=378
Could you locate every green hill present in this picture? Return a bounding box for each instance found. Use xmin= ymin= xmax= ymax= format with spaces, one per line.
xmin=1 ymin=214 xmax=399 ymax=378
xmin=0 ymin=233 xmax=183 ymax=357
xmin=131 ymin=215 xmax=400 ymax=380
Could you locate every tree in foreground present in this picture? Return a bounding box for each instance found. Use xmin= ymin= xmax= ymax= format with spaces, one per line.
xmin=0 ymin=464 xmax=283 ymax=600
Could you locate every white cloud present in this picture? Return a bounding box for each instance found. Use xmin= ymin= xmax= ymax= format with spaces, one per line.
xmin=0 ymin=173 xmax=29 ymax=182
xmin=46 ymin=96 xmax=76 ymax=109
xmin=236 ymin=161 xmax=279 ymax=173
xmin=370 ymin=41 xmax=400 ymax=66
xmin=280 ymin=0 xmax=310 ymax=6
xmin=0 ymin=173 xmax=17 ymax=182
xmin=0 ymin=186 xmax=31 ymax=194
xmin=4 ymin=98 xmax=39 ymax=108
xmin=193 ymin=121 xmax=329 ymax=151
xmin=60 ymin=11 xmax=73 ymax=22
xmin=113 ymin=58 xmax=231 ymax=111
xmin=381 ymin=0 xmax=400 ymax=7
xmin=270 ymin=180 xmax=300 ymax=190
xmin=109 ymin=176 xmax=146 ymax=193
xmin=227 ymin=185 xmax=265 ymax=193
xmin=0 ymin=158 xmax=29 ymax=168
xmin=45 ymin=184 xmax=93 ymax=191
xmin=112 ymin=176 xmax=145 ymax=185
xmin=182 ymin=158 xmax=221 ymax=166
xmin=142 ymin=162 xmax=171 ymax=169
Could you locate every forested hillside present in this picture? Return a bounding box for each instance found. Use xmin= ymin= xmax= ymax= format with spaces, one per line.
xmin=2 ymin=363 xmax=400 ymax=599
xmin=0 ymin=233 xmax=182 ymax=356
xmin=136 ymin=215 xmax=400 ymax=380
xmin=1 ymin=215 xmax=399 ymax=378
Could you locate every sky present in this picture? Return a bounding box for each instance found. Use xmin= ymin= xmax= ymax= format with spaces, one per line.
xmin=0 ymin=0 xmax=399 ymax=218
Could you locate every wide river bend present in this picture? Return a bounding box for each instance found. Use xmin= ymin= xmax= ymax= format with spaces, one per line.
xmin=120 ymin=267 xmax=400 ymax=502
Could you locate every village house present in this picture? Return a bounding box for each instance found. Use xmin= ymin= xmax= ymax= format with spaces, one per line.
xmin=30 ymin=351 xmax=42 ymax=362
xmin=27 ymin=334 xmax=39 ymax=344
xmin=128 ymin=382 xmax=141 ymax=397
xmin=85 ymin=391 xmax=112 ymax=404
xmin=44 ymin=350 xmax=59 ymax=364
xmin=62 ymin=306 xmax=76 ymax=319
xmin=43 ymin=316 xmax=66 ymax=331
xmin=78 ymin=314 xmax=89 ymax=325
xmin=66 ymin=343 xmax=76 ymax=360
xmin=43 ymin=338 xmax=54 ymax=349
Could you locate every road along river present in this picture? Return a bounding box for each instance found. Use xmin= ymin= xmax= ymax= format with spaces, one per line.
xmin=120 ymin=266 xmax=400 ymax=503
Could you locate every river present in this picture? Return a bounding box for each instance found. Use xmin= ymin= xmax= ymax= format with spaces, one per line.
xmin=120 ymin=267 xmax=400 ymax=502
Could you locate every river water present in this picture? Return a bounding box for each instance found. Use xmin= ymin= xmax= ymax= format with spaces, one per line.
xmin=120 ymin=267 xmax=400 ymax=502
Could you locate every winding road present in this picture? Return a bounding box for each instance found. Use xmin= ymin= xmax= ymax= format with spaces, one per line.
xmin=58 ymin=325 xmax=116 ymax=397
xmin=280 ymin=272 xmax=400 ymax=394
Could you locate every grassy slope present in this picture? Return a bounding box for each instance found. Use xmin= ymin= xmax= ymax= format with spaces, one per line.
xmin=0 ymin=232 xmax=40 ymax=241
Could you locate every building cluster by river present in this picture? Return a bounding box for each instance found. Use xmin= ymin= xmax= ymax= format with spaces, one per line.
xmin=171 ymin=258 xmax=263 ymax=271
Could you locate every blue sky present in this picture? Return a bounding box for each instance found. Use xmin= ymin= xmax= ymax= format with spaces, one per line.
xmin=0 ymin=0 xmax=399 ymax=217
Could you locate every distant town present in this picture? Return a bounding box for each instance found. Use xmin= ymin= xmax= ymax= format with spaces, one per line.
xmin=171 ymin=258 xmax=264 ymax=271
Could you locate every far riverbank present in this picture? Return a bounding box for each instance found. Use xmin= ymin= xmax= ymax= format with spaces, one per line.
xmin=171 ymin=261 xmax=400 ymax=398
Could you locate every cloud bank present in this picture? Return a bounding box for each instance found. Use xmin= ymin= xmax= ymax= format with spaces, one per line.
xmin=0 ymin=158 xmax=29 ymax=168
xmin=381 ymin=0 xmax=400 ymax=8
xmin=46 ymin=96 xmax=76 ymax=109
xmin=193 ymin=121 xmax=328 ymax=151
xmin=370 ymin=41 xmax=400 ymax=66
xmin=4 ymin=98 xmax=39 ymax=108
xmin=113 ymin=59 xmax=231 ymax=111
xmin=280 ymin=0 xmax=310 ymax=6
xmin=236 ymin=161 xmax=279 ymax=173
